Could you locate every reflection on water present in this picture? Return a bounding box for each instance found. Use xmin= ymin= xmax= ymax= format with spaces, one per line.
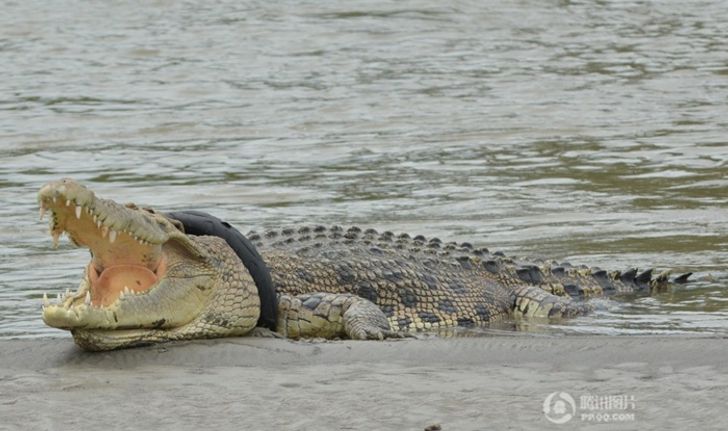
xmin=1 ymin=0 xmax=726 ymax=338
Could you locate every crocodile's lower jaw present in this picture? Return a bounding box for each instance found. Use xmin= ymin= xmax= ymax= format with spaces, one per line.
xmin=40 ymin=258 xmax=167 ymax=329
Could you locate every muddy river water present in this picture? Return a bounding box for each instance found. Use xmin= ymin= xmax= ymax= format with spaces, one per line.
xmin=1 ymin=0 xmax=727 ymax=338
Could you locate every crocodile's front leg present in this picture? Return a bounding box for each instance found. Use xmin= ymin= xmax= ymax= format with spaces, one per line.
xmin=277 ymin=292 xmax=404 ymax=340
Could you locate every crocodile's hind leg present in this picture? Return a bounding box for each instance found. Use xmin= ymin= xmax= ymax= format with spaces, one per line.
xmin=277 ymin=292 xmax=406 ymax=340
xmin=512 ymin=285 xmax=593 ymax=318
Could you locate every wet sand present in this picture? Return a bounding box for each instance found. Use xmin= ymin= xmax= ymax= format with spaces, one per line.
xmin=1 ymin=335 xmax=726 ymax=430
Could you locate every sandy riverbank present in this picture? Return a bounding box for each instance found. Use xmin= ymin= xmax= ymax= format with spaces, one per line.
xmin=1 ymin=335 xmax=726 ymax=430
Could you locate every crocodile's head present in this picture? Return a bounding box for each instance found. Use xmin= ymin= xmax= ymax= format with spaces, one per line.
xmin=37 ymin=178 xmax=259 ymax=351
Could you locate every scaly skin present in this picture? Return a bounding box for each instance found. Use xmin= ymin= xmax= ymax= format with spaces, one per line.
xmin=37 ymin=179 xmax=686 ymax=351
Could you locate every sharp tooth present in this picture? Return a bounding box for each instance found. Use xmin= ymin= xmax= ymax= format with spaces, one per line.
xmin=85 ymin=291 xmax=91 ymax=305
xmin=43 ymin=293 xmax=50 ymax=306
xmin=75 ymin=206 xmax=82 ymax=219
xmin=109 ymin=230 xmax=117 ymax=243
xmin=66 ymin=199 xmax=71 ymax=207
xmin=56 ymin=292 xmax=61 ymax=302
xmin=101 ymin=225 xmax=108 ymax=238
xmin=93 ymin=215 xmax=98 ymax=223
xmin=97 ymin=220 xmax=102 ymax=229
xmin=124 ymin=286 xmax=130 ymax=295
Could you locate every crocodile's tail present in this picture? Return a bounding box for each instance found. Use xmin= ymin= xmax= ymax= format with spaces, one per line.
xmin=503 ymin=258 xmax=693 ymax=299
xmin=551 ymin=267 xmax=692 ymax=298
xmin=436 ymin=238 xmax=693 ymax=299
xmin=572 ymin=267 xmax=693 ymax=296
xmin=509 ymin=269 xmax=693 ymax=321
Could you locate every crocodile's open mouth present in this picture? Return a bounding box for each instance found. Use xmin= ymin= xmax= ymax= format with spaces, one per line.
xmin=37 ymin=179 xmax=169 ymax=314
xmin=38 ymin=179 xmax=218 ymax=339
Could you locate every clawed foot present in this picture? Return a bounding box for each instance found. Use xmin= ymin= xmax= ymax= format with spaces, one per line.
xmin=347 ymin=325 xmax=414 ymax=340
xmin=343 ymin=298 xmax=415 ymax=340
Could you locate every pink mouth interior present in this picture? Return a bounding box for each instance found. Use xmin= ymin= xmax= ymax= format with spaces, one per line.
xmin=88 ymin=262 xmax=165 ymax=307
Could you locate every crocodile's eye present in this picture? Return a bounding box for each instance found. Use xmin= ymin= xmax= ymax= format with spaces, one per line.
xmin=167 ymin=219 xmax=185 ymax=232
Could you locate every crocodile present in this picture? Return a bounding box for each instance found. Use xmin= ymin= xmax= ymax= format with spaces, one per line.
xmin=37 ymin=178 xmax=690 ymax=351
